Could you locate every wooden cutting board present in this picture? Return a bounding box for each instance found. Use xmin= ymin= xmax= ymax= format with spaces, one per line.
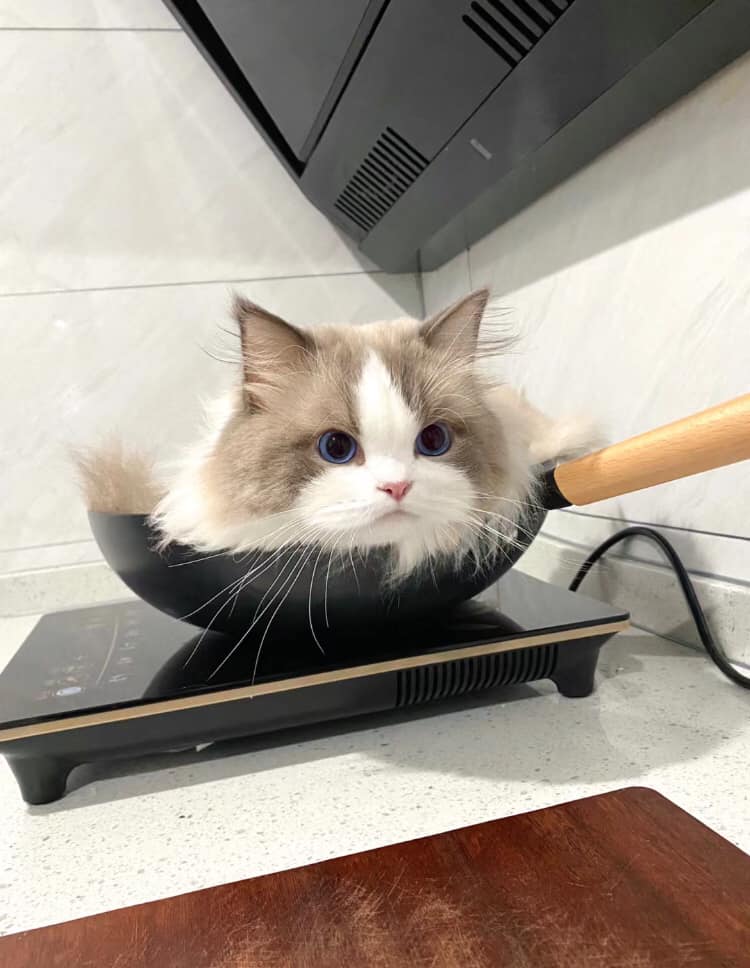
xmin=2 ymin=787 xmax=748 ymax=967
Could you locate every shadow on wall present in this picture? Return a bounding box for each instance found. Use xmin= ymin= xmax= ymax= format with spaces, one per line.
xmin=292 ymin=266 xmax=424 ymax=320
xmin=369 ymin=268 xmax=426 ymax=317
xmin=453 ymin=50 xmax=750 ymax=298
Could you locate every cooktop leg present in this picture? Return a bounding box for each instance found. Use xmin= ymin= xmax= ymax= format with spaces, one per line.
xmin=6 ymin=755 xmax=76 ymax=805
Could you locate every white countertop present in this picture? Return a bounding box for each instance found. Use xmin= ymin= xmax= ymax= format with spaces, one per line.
xmin=0 ymin=618 xmax=748 ymax=938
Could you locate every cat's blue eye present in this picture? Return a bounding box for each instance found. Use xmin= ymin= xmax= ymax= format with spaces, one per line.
xmin=318 ymin=430 xmax=357 ymax=464
xmin=416 ymin=422 xmax=451 ymax=457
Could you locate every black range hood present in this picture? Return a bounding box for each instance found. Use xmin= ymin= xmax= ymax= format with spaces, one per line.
xmin=165 ymin=0 xmax=750 ymax=271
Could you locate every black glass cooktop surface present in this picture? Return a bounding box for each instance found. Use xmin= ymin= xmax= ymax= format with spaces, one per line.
xmin=0 ymin=571 xmax=627 ymax=731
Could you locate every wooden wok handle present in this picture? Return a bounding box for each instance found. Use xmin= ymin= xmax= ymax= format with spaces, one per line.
xmin=545 ymin=393 xmax=750 ymax=508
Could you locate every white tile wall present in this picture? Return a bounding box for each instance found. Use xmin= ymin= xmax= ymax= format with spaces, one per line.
xmin=0 ymin=3 xmax=421 ymax=612
xmin=0 ymin=29 xmax=376 ymax=297
xmin=423 ymin=52 xmax=750 ymax=650
xmin=0 ymin=1 xmax=177 ymax=30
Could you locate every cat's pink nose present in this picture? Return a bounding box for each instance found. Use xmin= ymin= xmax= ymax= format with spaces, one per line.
xmin=378 ymin=480 xmax=413 ymax=503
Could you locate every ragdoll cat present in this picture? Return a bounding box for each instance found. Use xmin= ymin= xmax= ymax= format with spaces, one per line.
xmin=78 ymin=289 xmax=592 ymax=578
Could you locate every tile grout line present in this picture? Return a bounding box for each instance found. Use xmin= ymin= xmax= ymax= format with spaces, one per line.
xmin=623 ymin=619 xmax=750 ymax=672
xmin=537 ymin=529 xmax=750 ymax=589
xmin=560 ymin=508 xmax=750 ymax=544
xmin=0 ymin=27 xmax=182 ymax=33
xmin=1 ymin=559 xmax=105 ymax=578
xmin=0 ymin=538 xmax=98 ymax=554
xmin=5 ymin=535 xmax=750 ymax=588
xmin=520 ymin=533 xmax=750 ymax=662
xmin=415 ymin=251 xmax=426 ymax=317
xmin=4 ymin=509 xmax=745 ymax=559
xmin=0 ymin=270 xmax=389 ymax=300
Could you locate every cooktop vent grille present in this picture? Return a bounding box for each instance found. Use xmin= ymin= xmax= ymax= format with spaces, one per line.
xmin=396 ymin=644 xmax=557 ymax=706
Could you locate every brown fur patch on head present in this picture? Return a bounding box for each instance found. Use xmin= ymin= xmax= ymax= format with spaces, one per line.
xmin=420 ymin=288 xmax=489 ymax=357
xmin=203 ymin=329 xmax=363 ymax=526
xmin=232 ymin=295 xmax=312 ymax=411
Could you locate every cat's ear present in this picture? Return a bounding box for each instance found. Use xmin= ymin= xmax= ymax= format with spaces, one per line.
xmin=232 ymin=295 xmax=310 ymax=409
xmin=420 ymin=288 xmax=490 ymax=358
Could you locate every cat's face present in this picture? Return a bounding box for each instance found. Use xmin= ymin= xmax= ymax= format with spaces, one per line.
xmin=159 ymin=291 xmax=530 ymax=575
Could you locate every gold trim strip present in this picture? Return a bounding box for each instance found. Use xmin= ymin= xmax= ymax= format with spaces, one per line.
xmin=0 ymin=619 xmax=628 ymax=742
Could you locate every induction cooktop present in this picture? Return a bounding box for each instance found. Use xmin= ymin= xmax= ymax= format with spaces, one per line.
xmin=0 ymin=571 xmax=628 ymax=804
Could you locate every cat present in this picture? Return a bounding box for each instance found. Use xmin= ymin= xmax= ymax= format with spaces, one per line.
xmin=78 ymin=289 xmax=594 ymax=579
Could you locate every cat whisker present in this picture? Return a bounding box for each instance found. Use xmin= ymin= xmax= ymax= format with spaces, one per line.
xmin=315 ymin=500 xmax=375 ymax=519
xmin=415 ymin=488 xmax=541 ymax=515
xmin=180 ymin=570 xmax=251 ymax=668
xmin=217 ymin=522 xmax=324 ymax=627
xmin=253 ymin=537 xmax=316 ymax=615
xmin=179 ymin=524 xmax=315 ymax=669
xmin=464 ymin=515 xmax=526 ymax=552
xmin=244 ymin=524 xmax=326 ymax=621
xmin=232 ymin=524 xmax=306 ymax=577
xmin=323 ymin=540 xmax=336 ymax=629
xmin=464 ymin=527 xmax=520 ymax=551
xmin=177 ymin=569 xmax=249 ymax=623
xmin=207 ymin=530 xmax=324 ymax=682
xmin=347 ymin=531 xmax=361 ymax=594
xmin=249 ymin=547 xmax=303 ymax=623
xmin=166 ymin=513 xmax=303 ymax=571
xmin=224 ymin=545 xmax=299 ymax=611
xmin=307 ymin=541 xmax=331 ymax=655
xmin=413 ymin=493 xmax=541 ymax=544
xmin=226 ymin=536 xmax=300 ymax=619
xmin=465 ymin=508 xmax=540 ymax=543
xmin=466 ymin=516 xmax=516 ymax=543
xmin=461 ymin=522 xmax=519 ymax=566
xmin=168 ymin=549 xmax=237 ymax=568
xmin=250 ymin=541 xmax=323 ymax=685
xmin=408 ymin=495 xmax=532 ymax=543
xmin=199 ymin=344 xmax=242 ymax=366
xmin=471 ymin=491 xmax=544 ymax=511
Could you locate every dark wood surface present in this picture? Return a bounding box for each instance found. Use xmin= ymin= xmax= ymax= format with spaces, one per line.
xmin=2 ymin=788 xmax=748 ymax=967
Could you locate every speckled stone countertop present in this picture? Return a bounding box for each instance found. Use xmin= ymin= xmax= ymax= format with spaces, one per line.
xmin=0 ymin=620 xmax=747 ymax=938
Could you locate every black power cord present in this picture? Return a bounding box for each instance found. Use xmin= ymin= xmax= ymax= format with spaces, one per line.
xmin=568 ymin=526 xmax=750 ymax=689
